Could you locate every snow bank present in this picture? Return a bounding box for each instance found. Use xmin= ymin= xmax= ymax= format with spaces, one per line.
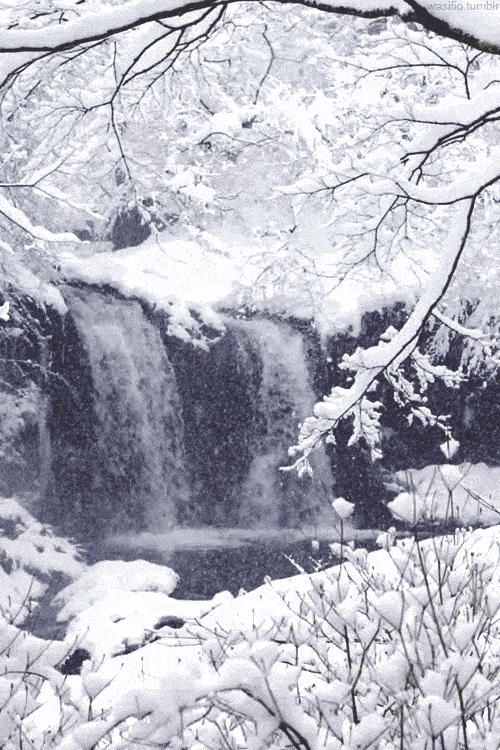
xmin=54 ymin=559 xmax=179 ymax=621
xmin=60 ymin=238 xmax=233 ymax=341
xmin=60 ymin=590 xmax=229 ymax=660
xmin=51 ymin=559 xmax=233 ymax=659
xmin=0 ymin=497 xmax=84 ymax=577
xmin=0 ymin=496 xmax=84 ymax=624
xmin=0 ymin=245 xmax=67 ymax=313
xmin=389 ymin=462 xmax=500 ymax=526
xmin=60 ymin=229 xmax=418 ymax=338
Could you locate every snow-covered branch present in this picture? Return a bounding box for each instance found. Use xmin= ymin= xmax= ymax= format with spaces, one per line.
xmin=288 ymin=198 xmax=476 ymax=472
xmin=0 ymin=0 xmax=498 ymax=59
xmin=405 ymin=0 xmax=500 ymax=56
xmin=0 ymin=193 xmax=80 ymax=243
xmin=432 ymin=308 xmax=490 ymax=343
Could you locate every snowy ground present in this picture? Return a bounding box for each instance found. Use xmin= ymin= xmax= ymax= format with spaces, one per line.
xmin=21 ymin=522 xmax=500 ymax=749
xmin=2 ymin=463 xmax=500 ymax=748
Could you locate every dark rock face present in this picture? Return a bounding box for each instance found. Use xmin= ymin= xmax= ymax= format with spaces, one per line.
xmin=110 ymin=205 xmax=151 ymax=250
xmin=166 ymin=327 xmax=263 ymax=526
xmin=108 ymin=200 xmax=177 ymax=251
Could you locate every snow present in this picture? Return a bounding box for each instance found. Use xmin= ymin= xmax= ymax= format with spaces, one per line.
xmin=0 ymin=496 xmax=84 ymax=625
xmin=54 ymin=559 xmax=179 ymax=621
xmin=59 ymin=227 xmax=419 ymax=341
xmin=60 ymin=238 xmax=235 ymax=340
xmin=0 ymin=1 xmax=499 ymax=745
xmin=0 ymin=244 xmax=67 ymax=313
xmin=0 ymin=300 xmax=9 ymax=321
xmin=440 ymin=436 xmax=460 ymax=459
xmin=0 ymin=193 xmax=80 ymax=243
xmin=16 ymin=522 xmax=498 ymax=749
xmin=61 ymin=589 xmax=227 ymax=660
xmin=0 ymin=481 xmax=495 ymax=748
xmin=54 ymin=527 xmax=498 ymax=660
xmin=391 ymin=462 xmax=500 ymax=526
xmin=51 ymin=559 xmax=235 ymax=659
xmin=393 ymin=146 xmax=500 ymax=205
xmin=290 ymin=200 xmax=475 ymax=470
xmin=417 ymin=695 xmax=459 ymax=737
xmin=0 ymin=1 xmax=212 ymax=51
xmin=0 ymin=497 xmax=85 ymax=581
xmin=331 ymin=497 xmax=355 ymax=519
xmin=61 ymin=237 xmax=239 ymax=308
xmin=416 ymin=1 xmax=500 ymax=52
xmin=388 ymin=490 xmax=425 ymax=524
xmin=413 ymin=87 xmax=500 ymax=128
xmin=0 ymin=1 xmax=411 ymax=55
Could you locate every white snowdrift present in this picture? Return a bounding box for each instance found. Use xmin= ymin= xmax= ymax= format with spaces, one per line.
xmin=54 ymin=559 xmax=180 ymax=621
xmin=389 ymin=462 xmax=500 ymax=526
xmin=60 ymin=239 xmax=234 ymax=341
xmin=0 ymin=497 xmax=84 ymax=623
xmin=60 ymin=229 xmax=419 ymax=338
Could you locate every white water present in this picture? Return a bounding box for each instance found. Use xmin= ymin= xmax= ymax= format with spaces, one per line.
xmin=231 ymin=318 xmax=334 ymax=528
xmin=60 ymin=293 xmax=334 ymax=535
xmin=66 ymin=289 xmax=188 ymax=530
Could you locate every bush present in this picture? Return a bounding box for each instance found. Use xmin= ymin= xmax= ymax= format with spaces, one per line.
xmin=2 ymin=494 xmax=499 ymax=749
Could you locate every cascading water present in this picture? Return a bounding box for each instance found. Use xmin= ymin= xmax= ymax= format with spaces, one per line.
xmin=231 ymin=318 xmax=334 ymax=528
xmin=63 ymin=288 xmax=188 ymax=532
xmin=13 ymin=287 xmax=499 ymax=596
xmin=49 ymin=288 xmax=334 ymax=543
xmin=41 ymin=291 xmax=340 ymax=595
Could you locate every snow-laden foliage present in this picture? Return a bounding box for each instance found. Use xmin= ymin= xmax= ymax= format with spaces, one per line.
xmin=12 ymin=523 xmax=498 ymax=750
xmin=0 ymin=2 xmax=498 ymax=469
xmin=389 ymin=463 xmax=500 ymax=527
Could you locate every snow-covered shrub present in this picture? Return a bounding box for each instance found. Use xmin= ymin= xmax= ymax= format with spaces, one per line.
xmin=43 ymin=524 xmax=500 ymax=750
xmin=0 ymin=498 xmax=85 ymax=748
xmin=0 ymin=497 xmax=84 ymax=622
xmin=2 ymin=495 xmax=498 ymax=749
xmin=388 ymin=463 xmax=500 ymax=527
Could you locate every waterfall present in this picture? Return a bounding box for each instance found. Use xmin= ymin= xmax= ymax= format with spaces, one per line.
xmin=64 ymin=288 xmax=188 ymax=532
xmin=50 ymin=290 xmax=334 ymax=538
xmin=230 ymin=318 xmax=334 ymax=528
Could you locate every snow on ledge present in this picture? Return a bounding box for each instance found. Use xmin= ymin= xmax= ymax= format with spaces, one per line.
xmin=59 ymin=238 xmax=234 ymax=343
xmin=59 ymin=231 xmax=419 ymax=340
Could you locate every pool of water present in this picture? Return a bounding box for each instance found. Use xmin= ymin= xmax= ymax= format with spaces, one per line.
xmin=88 ymin=526 xmax=379 ymax=599
xmin=28 ymin=526 xmax=379 ymax=640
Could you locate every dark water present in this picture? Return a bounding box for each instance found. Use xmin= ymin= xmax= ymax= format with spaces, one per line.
xmin=30 ymin=530 xmax=378 ymax=643
xmin=88 ymin=527 xmax=378 ymax=599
